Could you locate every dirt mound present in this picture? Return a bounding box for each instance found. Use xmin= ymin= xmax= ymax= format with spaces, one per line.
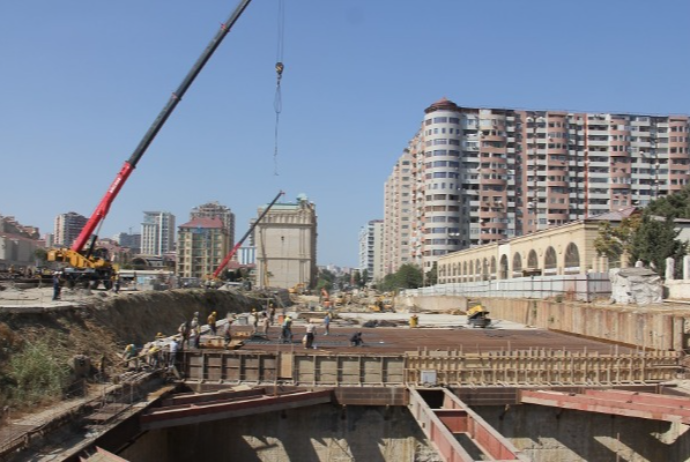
xmin=0 ymin=289 xmax=270 ymax=409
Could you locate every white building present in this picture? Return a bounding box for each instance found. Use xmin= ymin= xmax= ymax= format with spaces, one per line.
xmin=141 ymin=211 xmax=175 ymax=256
xmin=358 ymin=219 xmax=384 ymax=282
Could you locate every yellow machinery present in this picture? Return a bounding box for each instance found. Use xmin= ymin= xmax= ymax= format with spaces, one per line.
xmin=289 ymin=283 xmax=306 ymax=295
xmin=466 ymin=304 xmax=491 ymax=328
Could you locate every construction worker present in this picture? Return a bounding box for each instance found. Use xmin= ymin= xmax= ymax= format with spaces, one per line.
xmin=251 ymin=308 xmax=259 ymax=335
xmin=168 ymin=338 xmax=179 ymax=371
xmin=269 ymin=303 xmax=276 ymax=325
xmin=305 ymin=321 xmax=316 ymax=349
xmin=261 ymin=312 xmax=270 ymax=337
xmin=178 ymin=320 xmax=190 ymax=349
xmin=147 ymin=344 xmax=160 ymax=368
xmin=207 ymin=311 xmax=217 ymax=336
xmin=155 ymin=332 xmax=165 ymax=340
xmin=281 ymin=316 xmax=292 ymax=343
xmin=52 ymin=272 xmax=61 ymax=301
xmin=323 ymin=313 xmax=331 ymax=336
xmin=123 ymin=344 xmax=136 ymax=361
xmin=350 ymin=332 xmax=363 ymax=347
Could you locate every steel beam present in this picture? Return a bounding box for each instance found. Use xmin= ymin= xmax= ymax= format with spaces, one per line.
xmin=520 ymin=389 xmax=690 ymax=424
xmin=79 ymin=446 xmax=131 ymax=462
xmin=141 ymin=389 xmax=333 ymax=430
xmin=583 ymin=388 xmax=690 ymax=408
xmin=408 ymin=387 xmax=528 ymax=462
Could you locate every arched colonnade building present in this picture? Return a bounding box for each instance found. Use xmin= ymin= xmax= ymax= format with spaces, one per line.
xmin=436 ymin=209 xmax=638 ymax=284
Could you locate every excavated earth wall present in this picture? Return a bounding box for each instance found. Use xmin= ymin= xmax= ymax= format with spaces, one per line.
xmin=0 ymin=288 xmax=268 ymax=409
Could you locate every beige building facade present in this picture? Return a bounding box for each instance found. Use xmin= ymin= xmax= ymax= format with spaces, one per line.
xmin=255 ymin=195 xmax=317 ymax=290
xmin=436 ymin=214 xmax=631 ymax=284
xmin=176 ymin=217 xmax=228 ymax=279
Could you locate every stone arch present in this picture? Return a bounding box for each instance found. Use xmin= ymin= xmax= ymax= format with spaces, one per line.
xmin=482 ymin=258 xmax=489 ymax=281
xmin=469 ymin=260 xmax=474 ymax=281
xmin=544 ymin=246 xmax=557 ymax=275
xmin=527 ymin=250 xmax=538 ymax=270
xmin=499 ymin=255 xmax=509 ymax=279
xmin=490 ymin=257 xmax=497 ymax=280
xmin=564 ymin=243 xmax=580 ymax=274
xmin=512 ymin=252 xmax=522 ymax=277
xmin=463 ymin=261 xmax=468 ymax=282
xmin=475 ymin=259 xmax=481 ymax=282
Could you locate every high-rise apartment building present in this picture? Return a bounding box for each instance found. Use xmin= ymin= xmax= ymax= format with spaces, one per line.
xmin=384 ymin=150 xmax=414 ymax=274
xmin=385 ymin=98 xmax=690 ymax=275
xmin=54 ymin=212 xmax=87 ymax=247
xmin=190 ymin=202 xmax=235 ymax=247
xmin=255 ymin=194 xmax=317 ymax=290
xmin=141 ymin=211 xmax=175 ymax=256
xmin=358 ymin=219 xmax=383 ymax=282
xmin=176 ymin=217 xmax=227 ymax=279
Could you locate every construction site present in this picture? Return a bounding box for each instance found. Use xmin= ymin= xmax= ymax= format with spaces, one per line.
xmin=3 ymin=0 xmax=690 ymax=461
xmin=1 ymin=281 xmax=690 ymax=462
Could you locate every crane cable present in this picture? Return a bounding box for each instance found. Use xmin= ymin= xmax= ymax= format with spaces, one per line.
xmin=273 ymin=0 xmax=285 ymax=176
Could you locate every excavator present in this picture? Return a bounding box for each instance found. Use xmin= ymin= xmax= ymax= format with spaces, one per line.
xmin=47 ymin=0 xmax=254 ymax=289
xmin=466 ymin=303 xmax=492 ymax=328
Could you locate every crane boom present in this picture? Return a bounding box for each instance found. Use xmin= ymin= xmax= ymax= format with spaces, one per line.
xmin=212 ymin=190 xmax=285 ymax=279
xmin=72 ymin=0 xmax=253 ymax=253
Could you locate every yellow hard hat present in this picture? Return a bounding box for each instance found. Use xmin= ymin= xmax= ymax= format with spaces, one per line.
xmin=212 ymin=311 xmax=217 ymax=315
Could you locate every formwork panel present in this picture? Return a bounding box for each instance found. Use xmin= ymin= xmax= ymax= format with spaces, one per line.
xmin=362 ymin=357 xmax=384 ymax=384
xmin=261 ymin=356 xmax=277 ymax=381
xmin=295 ymin=356 xmax=316 ymax=383
xmin=339 ymin=357 xmax=362 ymax=385
xmin=186 ymin=355 xmax=204 ymax=380
xmin=206 ymin=354 xmax=224 ymax=381
xmin=315 ymin=357 xmax=338 ymax=384
xmin=224 ymin=356 xmax=242 ymax=381
xmin=243 ymin=356 xmax=261 ymax=381
xmin=384 ymin=358 xmax=404 ymax=384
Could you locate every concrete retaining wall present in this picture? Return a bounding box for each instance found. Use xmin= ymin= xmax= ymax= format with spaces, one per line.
xmin=477 ymin=404 xmax=690 ymax=462
xmin=121 ymin=404 xmax=441 ymax=462
xmin=405 ymin=295 xmax=690 ymax=351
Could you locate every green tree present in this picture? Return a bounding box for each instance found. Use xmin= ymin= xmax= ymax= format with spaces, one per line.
xmin=629 ymin=213 xmax=687 ymax=278
xmin=316 ymin=268 xmax=335 ymax=292
xmin=395 ymin=264 xmax=424 ymax=290
xmin=594 ymin=216 xmax=639 ymax=267
xmin=645 ymin=184 xmax=690 ymax=219
xmin=352 ymin=270 xmax=362 ymax=288
xmin=361 ymin=269 xmax=369 ymax=287
xmin=34 ymin=248 xmax=47 ymax=262
xmin=425 ymin=262 xmax=438 ymax=286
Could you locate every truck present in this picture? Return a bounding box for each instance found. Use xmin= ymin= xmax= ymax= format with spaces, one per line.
xmin=47 ymin=0 xmax=253 ymax=288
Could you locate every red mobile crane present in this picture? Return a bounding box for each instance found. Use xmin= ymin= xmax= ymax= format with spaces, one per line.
xmin=47 ymin=0 xmax=253 ymax=288
xmin=211 ymin=190 xmax=284 ymax=281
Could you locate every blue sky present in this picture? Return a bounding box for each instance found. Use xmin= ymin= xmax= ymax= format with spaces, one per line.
xmin=1 ymin=1 xmax=689 ymax=268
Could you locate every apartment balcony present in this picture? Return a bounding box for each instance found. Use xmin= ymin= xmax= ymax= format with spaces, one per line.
xmin=481 ymin=219 xmax=508 ymax=230
xmin=587 ymin=192 xmax=610 ymax=200
xmin=587 ymin=139 xmax=609 ymax=147
xmin=481 ymin=178 xmax=507 ymax=186
xmin=609 ymin=150 xmax=630 ymax=158
xmin=547 ymin=179 xmax=569 ymax=188
xmin=479 ymin=232 xmax=503 ymax=242
xmin=588 ymin=159 xmax=610 ymax=167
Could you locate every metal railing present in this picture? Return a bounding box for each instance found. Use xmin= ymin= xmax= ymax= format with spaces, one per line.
xmin=402 ymin=273 xmax=611 ymax=301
